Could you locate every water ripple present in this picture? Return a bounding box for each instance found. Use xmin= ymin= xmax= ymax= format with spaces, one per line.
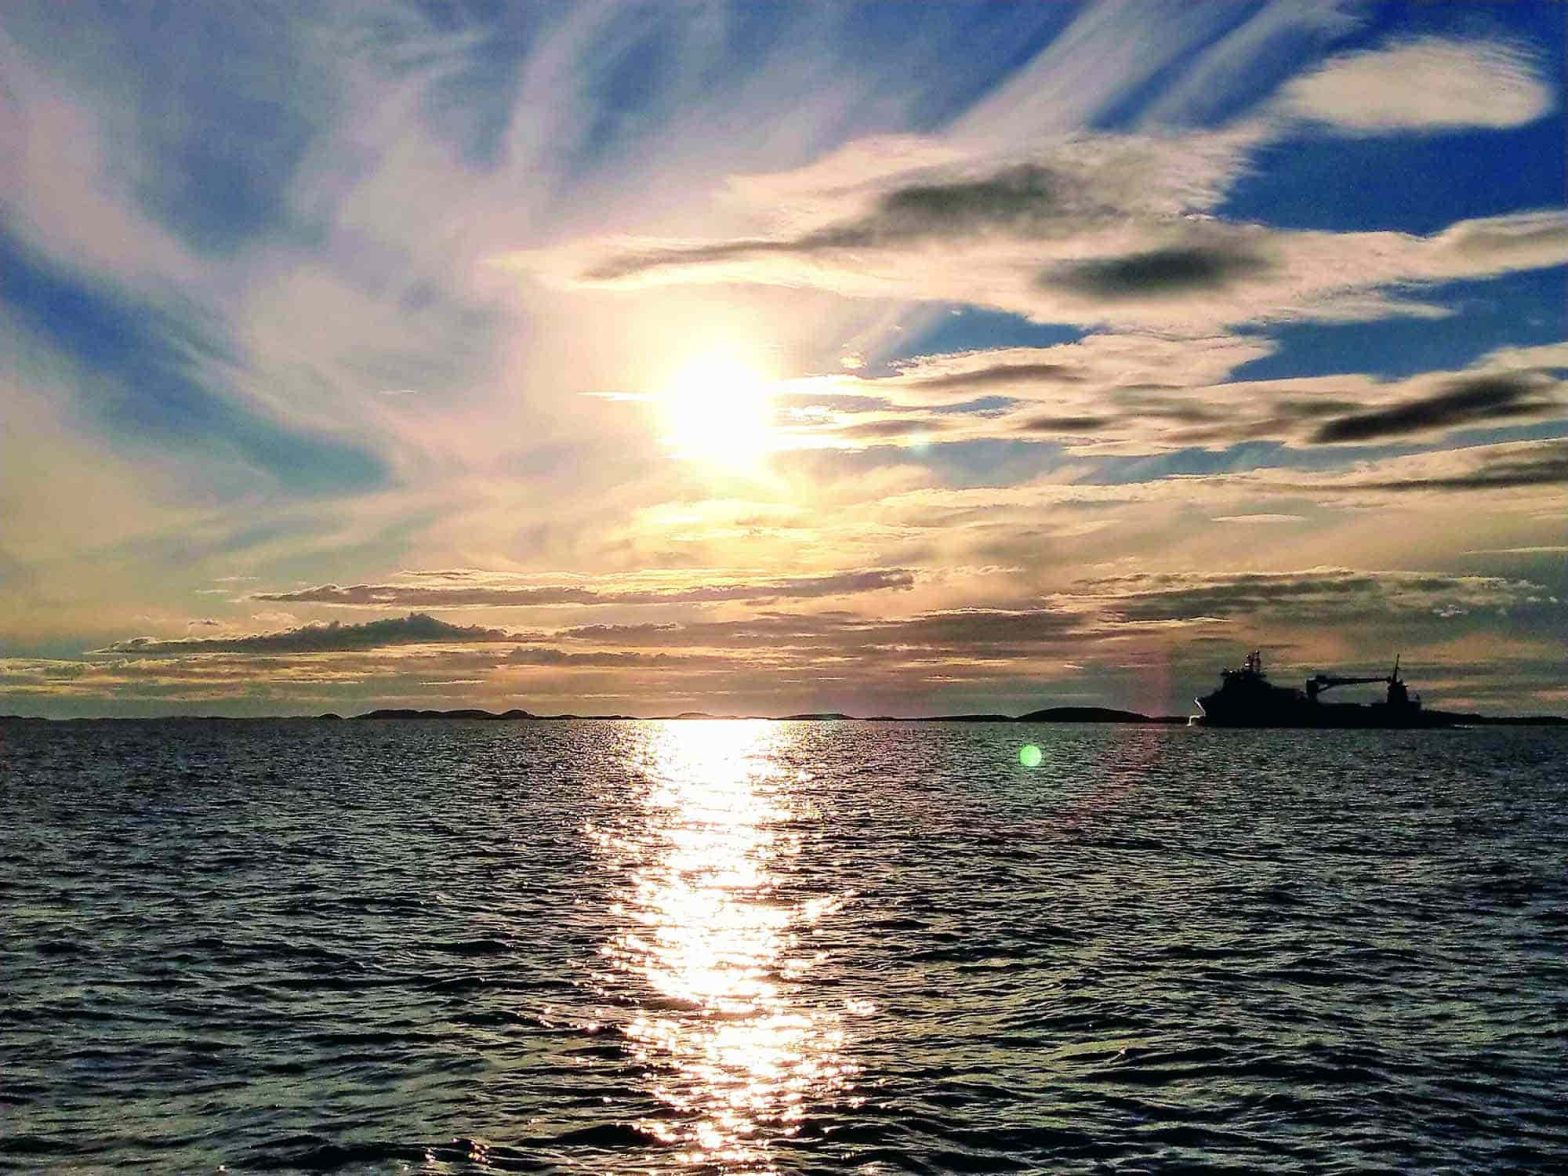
xmin=2 ymin=719 xmax=1565 ymax=1172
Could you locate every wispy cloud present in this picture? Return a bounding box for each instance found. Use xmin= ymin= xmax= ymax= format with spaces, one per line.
xmin=1054 ymin=569 xmax=1550 ymax=622
xmin=0 ymin=226 xmax=387 ymax=493
xmin=515 ymin=29 xmax=1565 ymax=336
xmin=1335 ymin=438 xmax=1568 ymax=494
xmin=536 ymin=163 xmax=1565 ymax=333
xmin=251 ymin=567 xmax=915 ymax=608
xmin=767 ymin=340 xmax=1567 ymax=455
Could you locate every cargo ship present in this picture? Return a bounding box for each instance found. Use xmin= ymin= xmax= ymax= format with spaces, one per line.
xmin=1193 ymin=651 xmax=1452 ymax=728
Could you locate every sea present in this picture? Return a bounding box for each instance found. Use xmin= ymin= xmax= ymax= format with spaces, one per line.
xmin=2 ymin=719 xmax=1564 ymax=1173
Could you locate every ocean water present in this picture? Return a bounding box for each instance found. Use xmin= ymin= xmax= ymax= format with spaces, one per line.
xmin=2 ymin=719 xmax=1564 ymax=1173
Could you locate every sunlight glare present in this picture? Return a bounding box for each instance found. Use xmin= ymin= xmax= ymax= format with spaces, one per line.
xmin=661 ymin=349 xmax=778 ymax=473
xmin=593 ymin=720 xmax=855 ymax=1170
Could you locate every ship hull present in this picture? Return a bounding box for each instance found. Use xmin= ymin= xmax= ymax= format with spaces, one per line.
xmin=1195 ymin=698 xmax=1452 ymax=729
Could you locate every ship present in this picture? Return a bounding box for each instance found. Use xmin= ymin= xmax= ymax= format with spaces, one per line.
xmin=1193 ymin=651 xmax=1452 ymax=728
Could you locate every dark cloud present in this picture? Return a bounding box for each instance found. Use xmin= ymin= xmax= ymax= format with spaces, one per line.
xmin=253 ymin=569 xmax=916 ymax=607
xmin=585 ymin=238 xmax=788 ymax=282
xmin=1364 ymin=438 xmax=1568 ymax=491
xmin=868 ymin=165 xmax=1064 ymax=237
xmin=1049 ymin=244 xmax=1272 ymax=300
xmin=869 ymin=607 xmax=1085 ymax=648
xmin=1062 ymin=569 xmax=1544 ymax=623
xmin=1019 ymin=415 xmax=1107 ymax=433
xmin=912 ymin=362 xmax=1084 ymax=391
xmin=100 ymin=613 xmax=516 ymax=656
xmin=556 ymin=607 xmax=1092 ymax=657
xmin=1312 ymin=373 xmax=1563 ymax=443
xmin=798 ymin=356 xmax=1561 ymax=457
xmin=585 ymin=162 xmax=1122 ymax=281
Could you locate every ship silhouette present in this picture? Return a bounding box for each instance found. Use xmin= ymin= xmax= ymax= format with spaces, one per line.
xmin=1194 ymin=651 xmax=1452 ymax=728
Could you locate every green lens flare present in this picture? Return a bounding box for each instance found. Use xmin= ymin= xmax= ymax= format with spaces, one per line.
xmin=1019 ymin=744 xmax=1043 ymax=768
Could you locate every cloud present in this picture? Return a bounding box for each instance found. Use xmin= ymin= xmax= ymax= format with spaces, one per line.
xmin=1096 ymin=437 xmax=1568 ymax=506
xmin=1098 ymin=438 xmax=1568 ymax=509
xmin=772 ymin=339 xmax=1567 ymax=456
xmin=488 ymin=568 xmax=1558 ymax=668
xmin=1055 ymin=569 xmax=1549 ymax=623
xmin=1050 ymin=241 xmax=1273 ymax=299
xmin=791 ymin=332 xmax=1267 ymax=418
xmin=4 ymin=3 xmax=332 ymax=254
xmin=252 ymin=568 xmax=916 ymax=608
xmin=1350 ymin=438 xmax=1568 ymax=493
xmin=1311 ymin=372 xmax=1564 ymax=444
xmin=515 ymin=113 xmax=1568 ymax=332
xmin=1137 ymin=0 xmax=1359 ymax=127
xmin=718 ymin=195 xmax=1555 ymax=325
xmin=0 ymin=225 xmax=388 ymax=493
xmin=99 ymin=612 xmax=515 ymax=656
xmin=776 ymin=435 xmax=1568 ymax=572
xmin=503 ymin=647 xmax=728 ymax=668
xmin=1464 ymin=546 xmax=1568 ymax=556
xmin=1279 ymin=37 xmax=1555 ymax=132
xmin=547 ymin=606 xmax=1101 ymax=665
xmin=552 ymin=126 xmax=1254 ymax=276
xmin=1210 ymin=514 xmax=1306 ymax=525
xmin=580 ymin=164 xmax=1083 ymax=281
xmin=912 ymin=361 xmax=1085 ymax=391
xmin=833 ymin=419 xmax=949 ymax=442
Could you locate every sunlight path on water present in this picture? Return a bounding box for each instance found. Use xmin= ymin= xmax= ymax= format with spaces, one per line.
xmin=589 ymin=721 xmax=854 ymax=1171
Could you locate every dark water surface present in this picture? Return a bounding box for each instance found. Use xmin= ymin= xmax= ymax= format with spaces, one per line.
xmin=2 ymin=720 xmax=1564 ymax=1173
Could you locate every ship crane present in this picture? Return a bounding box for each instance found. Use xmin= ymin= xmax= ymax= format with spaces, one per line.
xmin=1305 ymin=657 xmax=1408 ymax=704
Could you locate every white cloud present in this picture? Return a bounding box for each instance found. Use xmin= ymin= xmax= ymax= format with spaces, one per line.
xmin=1279 ymin=37 xmax=1555 ymax=131
xmin=519 ymin=129 xmax=1568 ymax=333
xmin=1211 ymin=514 xmax=1307 ymax=525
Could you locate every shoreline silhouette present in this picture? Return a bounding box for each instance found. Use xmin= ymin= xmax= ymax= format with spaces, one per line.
xmin=4 ymin=706 xmax=1564 ymax=726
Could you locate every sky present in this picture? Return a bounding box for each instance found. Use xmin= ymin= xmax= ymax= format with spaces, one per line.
xmin=1 ymin=0 xmax=1564 ymax=719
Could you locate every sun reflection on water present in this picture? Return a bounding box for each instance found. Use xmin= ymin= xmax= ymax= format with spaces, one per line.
xmin=593 ymin=721 xmax=853 ymax=1170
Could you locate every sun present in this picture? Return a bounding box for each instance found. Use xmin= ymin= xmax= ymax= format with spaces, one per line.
xmin=660 ymin=349 xmax=777 ymax=473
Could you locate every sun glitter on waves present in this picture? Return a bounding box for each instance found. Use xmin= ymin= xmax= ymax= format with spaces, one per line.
xmin=660 ymin=348 xmax=778 ymax=473
xmin=592 ymin=721 xmax=858 ymax=1170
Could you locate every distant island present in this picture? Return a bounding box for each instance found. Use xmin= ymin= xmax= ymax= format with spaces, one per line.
xmin=337 ymin=705 xmax=1189 ymax=723
xmin=329 ymin=705 xmax=1563 ymax=726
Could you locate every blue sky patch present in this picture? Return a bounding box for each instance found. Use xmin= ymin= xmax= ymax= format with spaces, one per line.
xmin=1232 ymin=267 xmax=1567 ymax=383
xmin=1223 ymin=120 xmax=1567 ymax=235
xmin=881 ymin=307 xmax=1084 ymax=367
xmin=0 ymin=228 xmax=387 ymax=495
